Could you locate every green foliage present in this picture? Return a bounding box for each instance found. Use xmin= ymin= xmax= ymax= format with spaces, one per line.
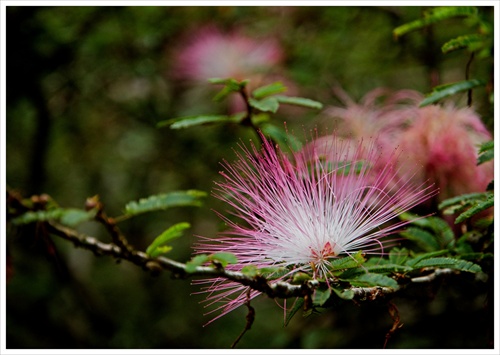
xmin=12 ymin=208 xmax=97 ymax=227
xmin=393 ymin=6 xmax=478 ymax=38
xmin=441 ymin=33 xmax=490 ymax=54
xmin=419 ymin=79 xmax=486 ymax=107
xmin=394 ymin=6 xmax=492 ymax=106
xmin=347 ymin=273 xmax=399 ymax=289
xmin=409 ymin=257 xmax=482 ymax=273
xmin=273 ymin=95 xmax=323 ymax=110
xmin=477 ymin=140 xmax=494 ymax=165
xmin=399 ymin=213 xmax=455 ymax=251
xmin=146 ymin=222 xmax=190 ymax=258
xmin=328 ymin=251 xmax=366 ymax=271
xmin=439 ymin=191 xmax=494 ymax=224
xmin=208 ymin=78 xmax=249 ymax=102
xmin=252 ymin=82 xmax=287 ymax=99
xmin=248 ymin=96 xmax=280 ymax=113
xmin=157 ymin=114 xmax=245 ymax=129
xmin=185 ymin=252 xmax=238 ymax=273
xmin=123 ymin=190 xmax=207 ymax=217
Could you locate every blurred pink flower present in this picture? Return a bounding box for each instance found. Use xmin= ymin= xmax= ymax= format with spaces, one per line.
xmin=319 ymin=88 xmax=493 ymax=202
xmin=396 ymin=104 xmax=493 ymax=201
xmin=194 ymin=133 xmax=436 ymax=322
xmin=173 ymin=26 xmax=284 ymax=82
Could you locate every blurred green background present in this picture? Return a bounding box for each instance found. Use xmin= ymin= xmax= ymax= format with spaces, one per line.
xmin=6 ymin=6 xmax=494 ymax=349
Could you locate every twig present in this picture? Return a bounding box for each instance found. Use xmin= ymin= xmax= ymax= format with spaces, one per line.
xmin=231 ymin=289 xmax=256 ymax=348
xmin=383 ymin=302 xmax=403 ymax=349
xmin=465 ymin=52 xmax=475 ymax=107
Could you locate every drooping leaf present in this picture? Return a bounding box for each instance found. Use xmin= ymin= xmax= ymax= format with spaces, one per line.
xmin=284 ymin=298 xmax=304 ymax=327
xmin=365 ymin=264 xmax=413 ymax=274
xmin=393 ymin=6 xmax=478 ymax=38
xmin=399 ymin=214 xmax=455 ymax=249
xmin=312 ymin=288 xmax=332 ymax=307
xmin=146 ymin=222 xmax=190 ymax=257
xmin=441 ymin=33 xmax=489 ymax=53
xmin=419 ymin=79 xmax=486 ymax=107
xmin=347 ymin=273 xmax=399 ymax=289
xmin=477 ymin=140 xmax=494 ymax=165
xmin=252 ymin=82 xmax=287 ymax=99
xmin=455 ymin=194 xmax=494 ymax=224
xmin=411 ymin=257 xmax=482 ymax=273
xmin=438 ymin=192 xmax=491 ymax=215
xmin=274 ymin=95 xmax=323 ymax=110
xmin=124 ymin=190 xmax=206 ymax=216
xmin=248 ymin=97 xmax=280 ymax=113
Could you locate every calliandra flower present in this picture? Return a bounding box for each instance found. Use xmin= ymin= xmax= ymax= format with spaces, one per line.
xmin=320 ymin=87 xmax=493 ymax=203
xmin=173 ymin=26 xmax=283 ymax=82
xmin=395 ymin=104 xmax=493 ymax=201
xmin=172 ymin=26 xmax=294 ymax=113
xmin=194 ymin=133 xmax=436 ymax=323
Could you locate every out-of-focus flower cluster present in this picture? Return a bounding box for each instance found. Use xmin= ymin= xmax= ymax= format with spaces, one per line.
xmin=171 ymin=25 xmax=295 ymax=112
xmin=309 ymin=88 xmax=493 ymax=204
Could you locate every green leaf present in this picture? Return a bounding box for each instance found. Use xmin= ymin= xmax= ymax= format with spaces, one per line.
xmin=210 ymin=252 xmax=238 ymax=267
xmin=405 ymin=250 xmax=450 ymax=268
xmin=248 ymin=97 xmax=280 ymax=113
xmin=328 ymin=251 xmax=366 ymax=271
xmin=348 ymin=273 xmax=399 ymax=289
xmin=185 ymin=254 xmax=210 ymax=273
xmin=124 ymin=190 xmax=206 ymax=216
xmin=332 ymin=287 xmax=355 ymax=300
xmin=59 ymin=208 xmax=98 ymax=226
xmin=146 ymin=222 xmax=190 ymax=257
xmin=208 ymin=78 xmax=249 ymax=102
xmin=477 ymin=140 xmax=494 ymax=165
xmin=400 ymin=227 xmax=441 ymax=252
xmin=284 ymin=298 xmax=304 ymax=327
xmin=274 ymin=95 xmax=323 ymax=110
xmin=442 ymin=34 xmax=489 ymax=54
xmin=411 ymin=257 xmax=482 ymax=273
xmin=455 ymin=195 xmax=494 ymax=224
xmin=252 ymin=82 xmax=287 ymax=99
xmin=157 ymin=114 xmax=241 ymax=129
xmin=257 ymin=266 xmax=289 ymax=279
xmin=12 ymin=208 xmax=97 ymax=227
xmin=292 ymin=272 xmax=312 ymax=284
xmin=438 ymin=192 xmax=491 ymax=215
xmin=419 ymin=79 xmax=486 ymax=107
xmin=312 ymin=288 xmax=332 ymax=307
xmin=393 ymin=6 xmax=478 ymax=38
xmin=260 ymin=123 xmax=303 ymax=151
xmin=241 ymin=265 xmax=259 ymax=277
xmin=365 ymin=264 xmax=413 ymax=274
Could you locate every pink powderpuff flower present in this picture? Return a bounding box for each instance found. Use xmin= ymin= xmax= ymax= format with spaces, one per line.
xmin=194 ymin=133 xmax=436 ymax=323
xmin=172 ymin=25 xmax=292 ymax=113
xmin=173 ymin=26 xmax=284 ymax=82
xmin=395 ymin=104 xmax=493 ymax=201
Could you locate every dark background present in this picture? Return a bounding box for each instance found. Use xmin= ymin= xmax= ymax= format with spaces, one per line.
xmin=5 ymin=6 xmax=494 ymax=349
